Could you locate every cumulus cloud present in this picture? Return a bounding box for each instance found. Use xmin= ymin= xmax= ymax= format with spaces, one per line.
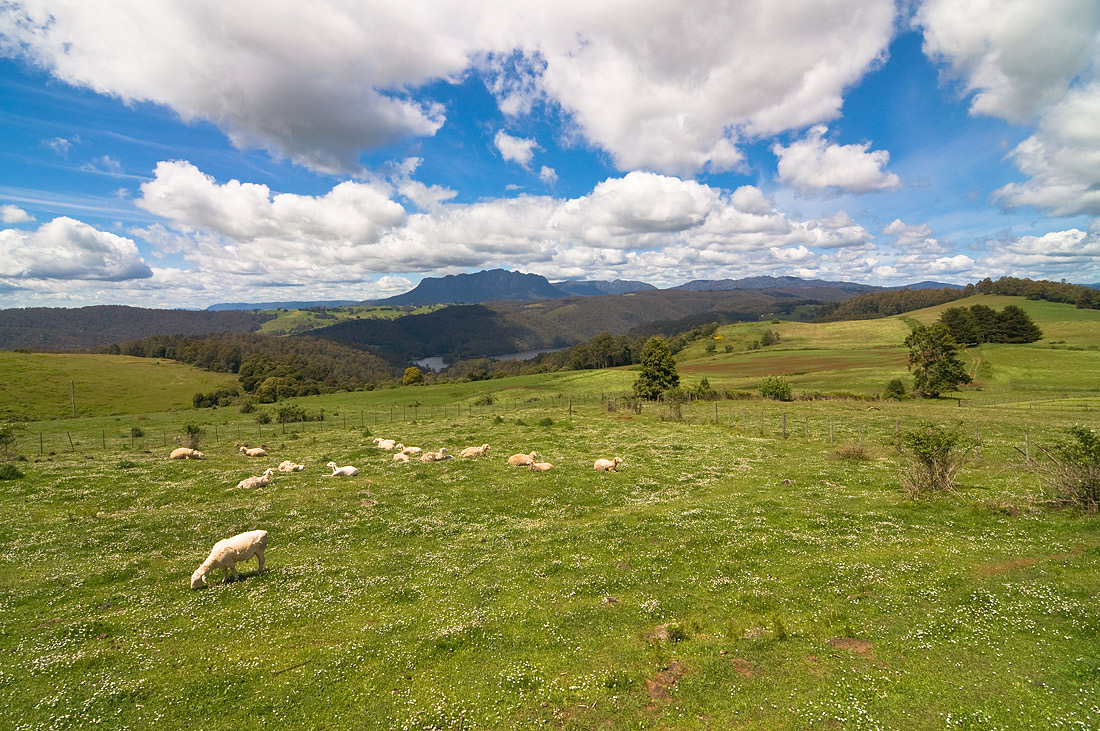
xmin=1 ymin=204 xmax=33 ymax=224
xmin=918 ymin=0 xmax=1100 ymax=218
xmin=125 ymin=161 xmax=883 ymax=296
xmin=773 ymin=125 xmax=900 ymax=194
xmin=1 ymin=0 xmax=896 ymax=176
xmin=539 ymin=166 xmax=558 ymax=185
xmin=0 ymin=217 xmax=152 ymax=281
xmin=494 ymin=131 xmax=539 ymax=167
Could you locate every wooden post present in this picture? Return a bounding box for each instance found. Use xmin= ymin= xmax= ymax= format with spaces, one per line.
xmin=40 ymin=432 xmax=43 ymax=455
xmin=1025 ymin=432 xmax=1030 ymax=462
xmin=67 ymin=431 xmax=75 ymax=452
xmin=71 ymin=380 xmax=76 ymax=418
xmin=715 ymin=402 xmax=719 ymax=424
xmin=782 ymin=412 xmax=787 ymax=439
xmin=568 ymin=398 xmax=572 ymax=416
xmin=803 ymin=415 xmax=808 ymax=440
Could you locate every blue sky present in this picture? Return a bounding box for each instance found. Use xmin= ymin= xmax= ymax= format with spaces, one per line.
xmin=1 ymin=0 xmax=1098 ymax=309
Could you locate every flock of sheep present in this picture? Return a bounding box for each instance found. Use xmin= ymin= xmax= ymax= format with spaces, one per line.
xmin=177 ymin=436 xmax=623 ymax=589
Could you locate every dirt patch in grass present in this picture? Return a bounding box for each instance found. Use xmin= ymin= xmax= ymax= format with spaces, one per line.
xmin=826 ymin=637 xmax=874 ymax=655
xmin=730 ymin=658 xmax=753 ymax=678
xmin=645 ymin=660 xmax=686 ymax=705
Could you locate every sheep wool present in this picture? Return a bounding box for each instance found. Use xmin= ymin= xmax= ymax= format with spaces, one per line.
xmin=594 ymin=457 xmax=624 ymax=472
xmin=324 ymin=461 xmax=359 ymax=477
xmin=236 ymin=468 xmax=274 ymax=490
xmin=238 ymin=445 xmax=267 ymax=457
xmin=459 ymin=444 xmax=490 ymax=458
xmin=169 ymin=447 xmax=205 ymax=460
xmin=190 ymin=529 xmax=268 ymax=589
xmin=507 ymin=452 xmax=539 ymax=466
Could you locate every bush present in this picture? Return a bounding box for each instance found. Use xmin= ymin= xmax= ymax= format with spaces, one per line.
xmin=537 ymin=417 xmax=554 ymax=427
xmin=0 ymin=463 xmax=24 ymax=480
xmin=833 ymin=443 xmax=870 ymax=461
xmin=1036 ymin=426 xmax=1100 ymax=511
xmin=883 ymin=378 xmax=907 ymax=400
xmin=130 ymin=426 xmax=145 ymax=438
xmin=179 ymin=421 xmax=204 ymax=450
xmin=255 ymin=410 xmax=272 ymax=425
xmin=759 ymin=376 xmax=793 ymax=401
xmin=276 ymin=404 xmax=308 ymax=424
xmin=896 ymin=422 xmax=972 ymax=497
xmin=473 ymin=393 xmax=495 ymax=406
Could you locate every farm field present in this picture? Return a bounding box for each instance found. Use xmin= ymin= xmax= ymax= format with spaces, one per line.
xmin=2 ymin=296 xmax=1100 ymax=729
xmin=258 ymin=304 xmax=447 ymax=335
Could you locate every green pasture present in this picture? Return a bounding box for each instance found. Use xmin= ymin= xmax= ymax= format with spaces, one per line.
xmin=0 ymin=352 xmax=238 ymax=421
xmin=258 ymin=304 xmax=447 ymax=335
xmin=2 ymin=396 xmax=1099 ymax=729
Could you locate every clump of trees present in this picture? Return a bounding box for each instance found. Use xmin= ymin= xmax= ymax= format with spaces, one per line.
xmin=904 ymin=323 xmax=971 ymax=398
xmin=633 ymin=337 xmax=680 ymax=400
xmin=938 ymin=304 xmax=1042 ymax=344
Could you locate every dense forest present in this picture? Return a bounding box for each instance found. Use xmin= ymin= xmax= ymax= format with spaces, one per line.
xmin=0 ymin=305 xmax=273 ymax=351
xmin=113 ymin=332 xmax=395 ymax=400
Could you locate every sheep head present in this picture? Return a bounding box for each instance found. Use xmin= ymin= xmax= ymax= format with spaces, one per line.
xmin=190 ymin=567 xmax=208 ymax=590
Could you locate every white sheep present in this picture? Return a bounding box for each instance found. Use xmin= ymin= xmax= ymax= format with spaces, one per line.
xmin=373 ymin=438 xmax=397 ymax=450
xmin=529 ymin=461 xmax=554 ymax=472
xmin=594 ymin=457 xmax=624 ymax=472
xmin=507 ymin=451 xmax=540 ymax=466
xmin=278 ymin=460 xmax=305 ymax=472
xmin=190 ymin=529 xmax=268 ymax=589
xmin=393 ymin=452 xmax=410 ymax=463
xmin=324 ymin=461 xmax=359 ymax=477
xmin=238 ymin=445 xmax=267 ymax=458
xmin=459 ymin=444 xmax=490 ymax=458
xmin=419 ymin=447 xmax=451 ymax=462
xmin=169 ymin=447 xmax=205 ymax=460
xmin=400 ymin=445 xmax=423 ymax=456
xmin=236 ymin=468 xmax=274 ymax=490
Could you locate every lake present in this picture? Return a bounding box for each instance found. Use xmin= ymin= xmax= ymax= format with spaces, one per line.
xmin=414 ymin=346 xmax=569 ymax=372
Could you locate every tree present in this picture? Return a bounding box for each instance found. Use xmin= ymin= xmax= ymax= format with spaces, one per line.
xmin=904 ymin=323 xmax=971 ymax=398
xmin=402 ymin=366 xmax=425 ymax=385
xmin=938 ymin=307 xmax=979 ymax=345
xmin=759 ymin=376 xmax=793 ymax=401
xmin=633 ymin=337 xmax=679 ymax=400
xmin=993 ymin=304 xmax=1043 ymax=343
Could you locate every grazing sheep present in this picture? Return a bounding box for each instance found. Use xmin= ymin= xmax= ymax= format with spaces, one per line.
xmin=373 ymin=438 xmax=397 ymax=450
xmin=393 ymin=452 xmax=410 ymax=463
xmin=190 ymin=529 xmax=268 ymax=589
xmin=238 ymin=445 xmax=267 ymax=458
xmin=324 ymin=461 xmax=359 ymax=477
xmin=594 ymin=457 xmax=624 ymax=472
xmin=169 ymin=447 xmax=205 ymax=460
xmin=507 ymin=451 xmax=540 ymax=466
xmin=236 ymin=468 xmax=275 ymax=490
xmin=419 ymin=447 xmax=451 ymax=462
xmin=459 ymin=444 xmax=490 ymax=458
xmin=278 ymin=460 xmax=305 ymax=472
xmin=529 ymin=461 xmax=554 ymax=472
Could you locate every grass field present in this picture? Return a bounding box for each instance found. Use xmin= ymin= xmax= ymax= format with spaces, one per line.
xmin=258 ymin=304 xmax=447 ymax=335
xmin=2 ymin=296 xmax=1100 ymax=729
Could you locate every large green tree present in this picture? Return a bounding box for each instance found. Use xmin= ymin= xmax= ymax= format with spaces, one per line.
xmin=633 ymin=336 xmax=679 ymax=400
xmin=904 ymin=323 xmax=971 ymax=398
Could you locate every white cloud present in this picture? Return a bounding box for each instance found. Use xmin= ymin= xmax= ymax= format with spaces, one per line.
xmin=918 ymin=0 xmax=1100 ymax=219
xmin=916 ymin=0 xmax=1099 ymax=123
xmin=773 ymin=125 xmax=900 ymax=194
xmin=1 ymin=204 xmax=33 ymax=224
xmin=494 ymin=131 xmax=539 ymax=167
xmin=1 ymin=0 xmax=897 ymax=176
xmin=0 ymin=217 xmax=152 ymax=281
xmin=539 ymin=166 xmax=558 ymax=185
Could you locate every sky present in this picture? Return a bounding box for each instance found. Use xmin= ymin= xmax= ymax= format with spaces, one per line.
xmin=1 ymin=0 xmax=1099 ymax=310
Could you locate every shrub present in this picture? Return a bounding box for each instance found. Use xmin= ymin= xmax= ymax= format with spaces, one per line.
xmin=0 ymin=422 xmax=18 ymax=459
xmin=896 ymin=422 xmax=972 ymax=497
xmin=1036 ymin=426 xmax=1100 ymax=511
xmin=255 ymin=410 xmax=272 ymax=425
xmin=0 ymin=463 xmax=24 ymax=480
xmin=537 ymin=417 xmax=554 ymax=427
xmin=179 ymin=421 xmax=204 ymax=450
xmin=473 ymin=393 xmax=495 ymax=406
xmin=130 ymin=426 xmax=145 ymax=438
xmin=276 ymin=404 xmax=308 ymax=424
xmin=883 ymin=378 xmax=907 ymax=400
xmin=833 ymin=443 xmax=870 ymax=461
xmin=238 ymin=399 xmax=256 ymax=414
xmin=759 ymin=376 xmax=793 ymax=401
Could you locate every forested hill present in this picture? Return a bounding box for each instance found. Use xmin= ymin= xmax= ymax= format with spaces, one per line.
xmin=0 ymin=306 xmax=274 ymax=351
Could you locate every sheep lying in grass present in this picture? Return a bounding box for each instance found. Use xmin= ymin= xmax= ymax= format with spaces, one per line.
xmin=278 ymin=460 xmax=305 ymax=473
xmin=399 ymin=444 xmax=422 ymax=456
xmin=236 ymin=468 xmax=274 ymax=490
xmin=372 ymin=438 xmax=397 ymax=450
xmin=238 ymin=445 xmax=267 ymax=458
xmin=507 ymin=451 xmax=539 ymax=466
xmin=529 ymin=461 xmax=554 ymax=472
xmin=190 ymin=529 xmax=268 ymax=589
xmin=594 ymin=457 xmax=624 ymax=472
xmin=419 ymin=448 xmax=451 ymax=462
xmin=393 ymin=452 xmax=410 ymax=463
xmin=460 ymin=444 xmax=490 ymax=458
xmin=169 ymin=447 xmax=205 ymax=460
xmin=324 ymin=461 xmax=359 ymax=477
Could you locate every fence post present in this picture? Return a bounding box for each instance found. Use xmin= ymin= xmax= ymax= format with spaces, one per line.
xmin=40 ymin=432 xmax=43 ymax=455
xmin=782 ymin=412 xmax=787 ymax=439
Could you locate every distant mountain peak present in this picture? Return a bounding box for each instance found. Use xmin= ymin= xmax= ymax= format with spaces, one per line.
xmin=372 ymin=269 xmax=568 ymax=306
